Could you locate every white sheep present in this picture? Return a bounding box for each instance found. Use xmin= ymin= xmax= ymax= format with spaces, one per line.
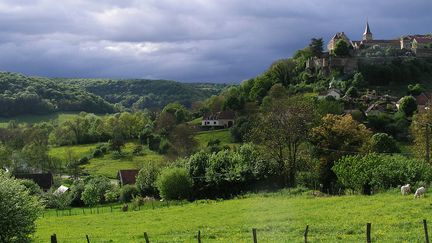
xmin=401 ymin=184 xmax=411 ymax=195
xmin=414 ymin=187 xmax=426 ymax=198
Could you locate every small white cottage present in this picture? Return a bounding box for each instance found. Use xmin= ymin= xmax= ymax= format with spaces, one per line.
xmin=202 ymin=111 xmax=235 ymax=128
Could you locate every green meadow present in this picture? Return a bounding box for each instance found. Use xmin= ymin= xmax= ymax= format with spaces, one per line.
xmin=0 ymin=112 xmax=83 ymax=127
xmin=50 ymin=142 xmax=166 ymax=178
xmin=194 ymin=129 xmax=235 ymax=148
xmin=35 ymin=190 xmax=432 ymax=242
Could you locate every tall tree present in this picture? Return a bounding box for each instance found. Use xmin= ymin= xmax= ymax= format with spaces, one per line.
xmin=310 ymin=114 xmax=372 ymax=191
xmin=249 ymin=96 xmax=316 ymax=186
xmin=309 ymin=38 xmax=324 ymax=57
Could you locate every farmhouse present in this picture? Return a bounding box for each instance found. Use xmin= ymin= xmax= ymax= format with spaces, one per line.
xmin=14 ymin=172 xmax=53 ymax=191
xmin=202 ymin=111 xmax=235 ymax=128
xmin=117 ymin=169 xmax=139 ymax=186
xmin=396 ymin=93 xmax=431 ymax=111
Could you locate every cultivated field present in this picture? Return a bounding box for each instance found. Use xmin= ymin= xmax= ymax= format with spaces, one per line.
xmin=35 ymin=189 xmax=432 ymax=242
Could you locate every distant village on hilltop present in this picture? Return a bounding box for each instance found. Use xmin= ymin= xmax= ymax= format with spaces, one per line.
xmin=307 ymin=21 xmax=432 ymax=74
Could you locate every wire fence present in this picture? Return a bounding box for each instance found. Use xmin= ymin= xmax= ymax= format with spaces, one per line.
xmin=46 ymin=220 xmax=431 ymax=243
xmin=41 ymin=199 xmax=188 ymax=218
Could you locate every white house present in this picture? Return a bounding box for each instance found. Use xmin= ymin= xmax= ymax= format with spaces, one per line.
xmin=202 ymin=111 xmax=235 ymax=128
xmin=318 ymin=89 xmax=343 ymax=100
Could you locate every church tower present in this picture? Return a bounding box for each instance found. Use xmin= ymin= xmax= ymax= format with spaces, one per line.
xmin=363 ymin=21 xmax=373 ymax=41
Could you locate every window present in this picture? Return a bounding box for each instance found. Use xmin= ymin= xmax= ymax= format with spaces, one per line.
xmin=214 ymin=121 xmax=217 ymax=124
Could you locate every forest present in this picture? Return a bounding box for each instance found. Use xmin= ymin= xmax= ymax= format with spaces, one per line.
xmin=0 ymin=72 xmax=227 ymax=117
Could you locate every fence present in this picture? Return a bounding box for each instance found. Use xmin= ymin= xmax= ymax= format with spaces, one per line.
xmin=48 ymin=220 xmax=431 ymax=243
xmin=42 ymin=199 xmax=187 ymax=218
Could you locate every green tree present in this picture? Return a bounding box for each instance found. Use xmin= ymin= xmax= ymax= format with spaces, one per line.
xmin=309 ymin=38 xmax=324 ymax=57
xmin=157 ymin=167 xmax=192 ymax=200
xmin=249 ymin=96 xmax=316 ymax=186
xmin=311 ymin=114 xmax=372 ymax=191
xmin=369 ymin=133 xmax=400 ymax=153
xmin=398 ymin=96 xmax=417 ymax=117
xmin=0 ymin=171 xmax=43 ymax=242
xmin=333 ymin=39 xmax=350 ymax=57
xmin=136 ymin=161 xmax=160 ymax=196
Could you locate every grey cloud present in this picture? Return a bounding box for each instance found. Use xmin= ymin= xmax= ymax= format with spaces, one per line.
xmin=0 ymin=0 xmax=430 ymax=83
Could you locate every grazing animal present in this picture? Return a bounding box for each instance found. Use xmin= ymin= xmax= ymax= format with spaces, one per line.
xmin=401 ymin=184 xmax=411 ymax=195
xmin=414 ymin=187 xmax=426 ymax=198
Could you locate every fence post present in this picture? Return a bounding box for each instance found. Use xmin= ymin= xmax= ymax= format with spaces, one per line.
xmin=144 ymin=232 xmax=150 ymax=243
xmin=86 ymin=234 xmax=90 ymax=243
xmin=366 ymin=223 xmax=371 ymax=243
xmin=252 ymin=228 xmax=257 ymax=243
xmin=50 ymin=234 xmax=57 ymax=243
xmin=424 ymin=219 xmax=430 ymax=243
xmin=304 ymin=225 xmax=309 ymax=243
xmin=197 ymin=230 xmax=201 ymax=243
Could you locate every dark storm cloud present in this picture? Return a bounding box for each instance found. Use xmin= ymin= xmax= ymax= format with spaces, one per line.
xmin=0 ymin=0 xmax=431 ymax=83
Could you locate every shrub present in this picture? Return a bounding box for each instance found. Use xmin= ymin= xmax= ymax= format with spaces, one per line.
xmin=133 ymin=145 xmax=144 ymax=156
xmin=119 ymin=185 xmax=139 ymax=202
xmin=157 ymin=167 xmax=192 ymax=200
xmin=18 ymin=179 xmax=43 ymax=196
xmin=43 ymin=190 xmax=72 ymax=209
xmin=69 ymin=180 xmax=85 ymax=207
xmin=369 ymin=133 xmax=400 ymax=153
xmin=333 ymin=153 xmax=432 ymax=194
xmin=104 ymin=187 xmax=120 ymax=203
xmin=81 ymin=176 xmax=112 ymax=206
xmin=0 ymin=171 xmax=43 ymax=242
xmin=158 ymin=139 xmax=170 ymax=154
xmin=136 ymin=161 xmax=160 ymax=196
xmin=92 ymin=149 xmax=104 ymax=158
xmin=78 ymin=156 xmax=90 ymax=165
xmin=398 ymin=96 xmax=417 ymax=117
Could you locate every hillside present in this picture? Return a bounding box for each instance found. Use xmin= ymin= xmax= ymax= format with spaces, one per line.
xmin=58 ymin=78 xmax=227 ymax=109
xmin=0 ymin=72 xmax=115 ymax=117
xmin=0 ymin=72 xmax=228 ymax=117
xmin=35 ymin=190 xmax=431 ymax=242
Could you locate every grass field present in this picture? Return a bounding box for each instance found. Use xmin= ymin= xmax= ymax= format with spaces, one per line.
xmin=50 ymin=142 xmax=166 ymax=178
xmin=194 ymin=129 xmax=236 ymax=148
xmin=34 ymin=189 xmax=432 ymax=242
xmin=0 ymin=112 xmax=83 ymax=127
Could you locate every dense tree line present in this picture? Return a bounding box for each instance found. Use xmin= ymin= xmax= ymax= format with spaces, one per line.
xmin=58 ymin=78 xmax=227 ymax=110
xmin=0 ymin=72 xmax=115 ymax=117
xmin=0 ymin=72 xmax=226 ymax=117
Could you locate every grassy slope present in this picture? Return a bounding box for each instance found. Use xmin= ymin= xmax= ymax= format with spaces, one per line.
xmin=50 ymin=142 xmax=166 ymax=178
xmin=35 ymin=190 xmax=432 ymax=242
xmin=194 ymin=129 xmax=235 ymax=149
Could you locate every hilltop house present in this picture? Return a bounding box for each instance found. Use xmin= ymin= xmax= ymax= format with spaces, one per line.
xmin=117 ymin=169 xmax=139 ymax=186
xmin=202 ymin=111 xmax=235 ymax=128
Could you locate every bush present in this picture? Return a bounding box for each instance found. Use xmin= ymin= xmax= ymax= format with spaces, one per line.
xmin=81 ymin=176 xmax=112 ymax=206
xmin=369 ymin=133 xmax=400 ymax=153
xmin=136 ymin=161 xmax=160 ymax=196
xmin=18 ymin=179 xmax=42 ymax=196
xmin=78 ymin=156 xmax=90 ymax=165
xmin=43 ymin=190 xmax=72 ymax=209
xmin=69 ymin=180 xmax=85 ymax=207
xmin=104 ymin=187 xmax=120 ymax=203
xmin=157 ymin=167 xmax=192 ymax=200
xmin=0 ymin=171 xmax=43 ymax=242
xmin=119 ymin=185 xmax=139 ymax=202
xmin=398 ymin=96 xmax=417 ymax=117
xmin=333 ymin=153 xmax=432 ymax=194
xmin=133 ymin=145 xmax=144 ymax=156
xmin=158 ymin=139 xmax=170 ymax=154
xmin=92 ymin=149 xmax=104 ymax=158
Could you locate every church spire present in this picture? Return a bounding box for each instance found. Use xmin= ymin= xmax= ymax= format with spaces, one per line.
xmin=363 ymin=21 xmax=373 ymax=41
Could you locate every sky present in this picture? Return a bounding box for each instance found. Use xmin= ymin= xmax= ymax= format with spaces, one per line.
xmin=0 ymin=0 xmax=431 ymax=83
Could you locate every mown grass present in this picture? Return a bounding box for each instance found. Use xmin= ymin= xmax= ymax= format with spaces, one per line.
xmin=0 ymin=112 xmax=83 ymax=127
xmin=49 ymin=142 xmax=166 ymax=178
xmin=194 ymin=129 xmax=236 ymax=148
xmin=35 ymin=190 xmax=432 ymax=242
